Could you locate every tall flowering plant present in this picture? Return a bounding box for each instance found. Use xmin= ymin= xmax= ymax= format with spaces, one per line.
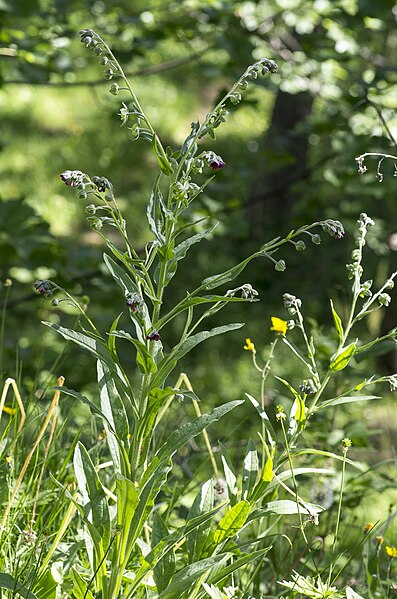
xmin=30 ymin=30 xmax=344 ymax=599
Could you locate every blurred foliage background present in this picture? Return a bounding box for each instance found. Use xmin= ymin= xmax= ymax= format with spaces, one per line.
xmin=1 ymin=0 xmax=397 ymax=462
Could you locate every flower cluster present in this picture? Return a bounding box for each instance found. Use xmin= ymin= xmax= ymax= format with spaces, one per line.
xmin=33 ymin=279 xmax=53 ymax=298
xmin=321 ymin=219 xmax=345 ymax=240
xmin=79 ymin=29 xmax=121 ymax=80
xmin=60 ymin=170 xmax=114 ymax=202
xmin=126 ymin=292 xmax=143 ymax=313
xmin=283 ymin=293 xmax=302 ymax=316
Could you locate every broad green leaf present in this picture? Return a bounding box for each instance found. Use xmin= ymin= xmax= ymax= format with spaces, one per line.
xmin=242 ymin=439 xmax=259 ymax=500
xmin=153 ymin=323 xmax=244 ymax=386
xmin=186 ymin=479 xmax=214 ymax=563
xmin=173 ymin=224 xmax=218 ymax=262
xmin=329 ymin=342 xmax=356 ymax=371
xmin=97 ymin=360 xmax=129 ymax=474
xmin=213 ymin=500 xmax=250 ymax=545
xmin=70 ymin=569 xmax=95 ymax=599
xmin=137 ymin=387 xmax=178 ymax=466
xmin=73 ymin=442 xmax=111 ymax=550
xmin=330 ymin=299 xmax=344 ymax=343
xmin=111 ymin=330 xmax=157 ymax=374
xmin=317 ymin=395 xmax=380 ymax=410
xmin=0 ymin=573 xmax=39 ymax=599
xmin=33 ymin=564 xmax=63 ymax=599
xmin=115 ymin=473 xmax=139 ymax=566
xmin=152 ymin=512 xmax=175 ymax=593
xmin=157 ymin=554 xmax=230 ymax=599
xmin=126 ymin=401 xmax=243 ymax=569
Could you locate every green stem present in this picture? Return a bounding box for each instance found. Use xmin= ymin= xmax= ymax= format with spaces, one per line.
xmin=327 ymin=448 xmax=347 ymax=586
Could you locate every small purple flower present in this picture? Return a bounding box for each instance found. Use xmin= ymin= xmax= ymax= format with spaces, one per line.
xmin=60 ymin=170 xmax=84 ymax=187
xmin=147 ymin=329 xmax=161 ymax=341
xmin=33 ymin=280 xmax=52 ymax=297
xmin=126 ymin=292 xmax=143 ymax=313
xmin=209 ymin=158 xmax=225 ymax=170
xmin=202 ymin=151 xmax=225 ymax=171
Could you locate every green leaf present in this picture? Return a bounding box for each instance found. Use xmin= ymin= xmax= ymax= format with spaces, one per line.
xmin=115 ymin=473 xmax=139 ymax=566
xmin=186 ymin=479 xmax=214 ymax=563
xmin=0 ymin=573 xmax=39 ymax=599
xmin=73 ymin=442 xmax=111 ymax=551
xmin=97 ymin=360 xmax=129 ymax=474
xmin=329 ymin=342 xmax=357 ymax=371
xmin=156 ymin=295 xmax=253 ymax=331
xmin=152 ymin=513 xmax=175 ymax=593
xmin=219 ymin=442 xmax=238 ymax=506
xmin=263 ymin=456 xmax=273 ymax=482
xmin=157 ymin=555 xmax=230 ymax=599
xmin=246 ymin=393 xmax=276 ymax=445
xmin=103 ymin=252 xmax=138 ymax=296
xmin=213 ymin=500 xmax=250 ymax=545
xmin=70 ymin=569 xmax=95 ymax=599
xmin=111 ymin=330 xmax=157 ymax=374
xmin=242 ymin=439 xmax=258 ymax=501
xmin=208 ymin=546 xmax=272 ymax=586
xmin=201 ymin=253 xmax=261 ymax=290
xmin=153 ymin=323 xmax=244 ymax=387
xmin=330 ymin=299 xmax=344 ymax=343
xmin=147 ymin=175 xmax=166 ymax=243
xmin=317 ymin=395 xmax=380 ymax=411
xmin=43 ymin=322 xmax=112 ymax=369
xmin=152 ymin=134 xmax=173 ymax=175
xmin=254 ymin=499 xmax=324 ymax=516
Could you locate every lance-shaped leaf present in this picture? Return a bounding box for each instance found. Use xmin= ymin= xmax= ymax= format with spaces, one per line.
xmin=147 ymin=175 xmax=166 ymax=243
xmin=329 ymin=341 xmax=357 ymax=371
xmin=73 ymin=442 xmax=111 ymax=551
xmin=157 ymin=554 xmax=230 ymax=599
xmin=200 ymin=252 xmax=262 ymax=291
xmin=208 ymin=546 xmax=272 ymax=586
xmin=97 ymin=360 xmax=130 ymax=474
xmin=213 ymin=500 xmax=250 ymax=545
xmin=330 ymin=299 xmax=344 ymax=343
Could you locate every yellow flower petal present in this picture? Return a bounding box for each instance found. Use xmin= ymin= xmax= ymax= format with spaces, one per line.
xmin=2 ymin=406 xmax=16 ymax=415
xmin=243 ymin=338 xmax=255 ymax=352
xmin=386 ymin=545 xmax=397 ymax=558
xmin=270 ymin=317 xmax=288 ymax=335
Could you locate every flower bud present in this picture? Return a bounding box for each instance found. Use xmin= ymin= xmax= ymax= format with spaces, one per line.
xmin=109 ymin=83 xmax=119 ymax=96
xmin=275 ymin=260 xmax=286 ymax=272
xmin=85 ymin=204 xmax=96 ymax=214
xmin=295 ymin=240 xmax=306 ymax=251
xmin=147 ymin=329 xmax=161 ymax=341
xmin=311 ymin=234 xmax=321 ymax=245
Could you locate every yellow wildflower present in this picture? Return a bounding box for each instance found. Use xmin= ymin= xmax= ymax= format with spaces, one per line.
xmin=270 ymin=317 xmax=288 ymax=335
xmin=363 ymin=522 xmax=374 ymax=534
xmin=2 ymin=405 xmax=16 ymax=415
xmin=244 ymin=338 xmax=255 ymax=352
xmin=376 ymin=536 xmax=384 ymax=547
xmin=386 ymin=545 xmax=397 ymax=558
